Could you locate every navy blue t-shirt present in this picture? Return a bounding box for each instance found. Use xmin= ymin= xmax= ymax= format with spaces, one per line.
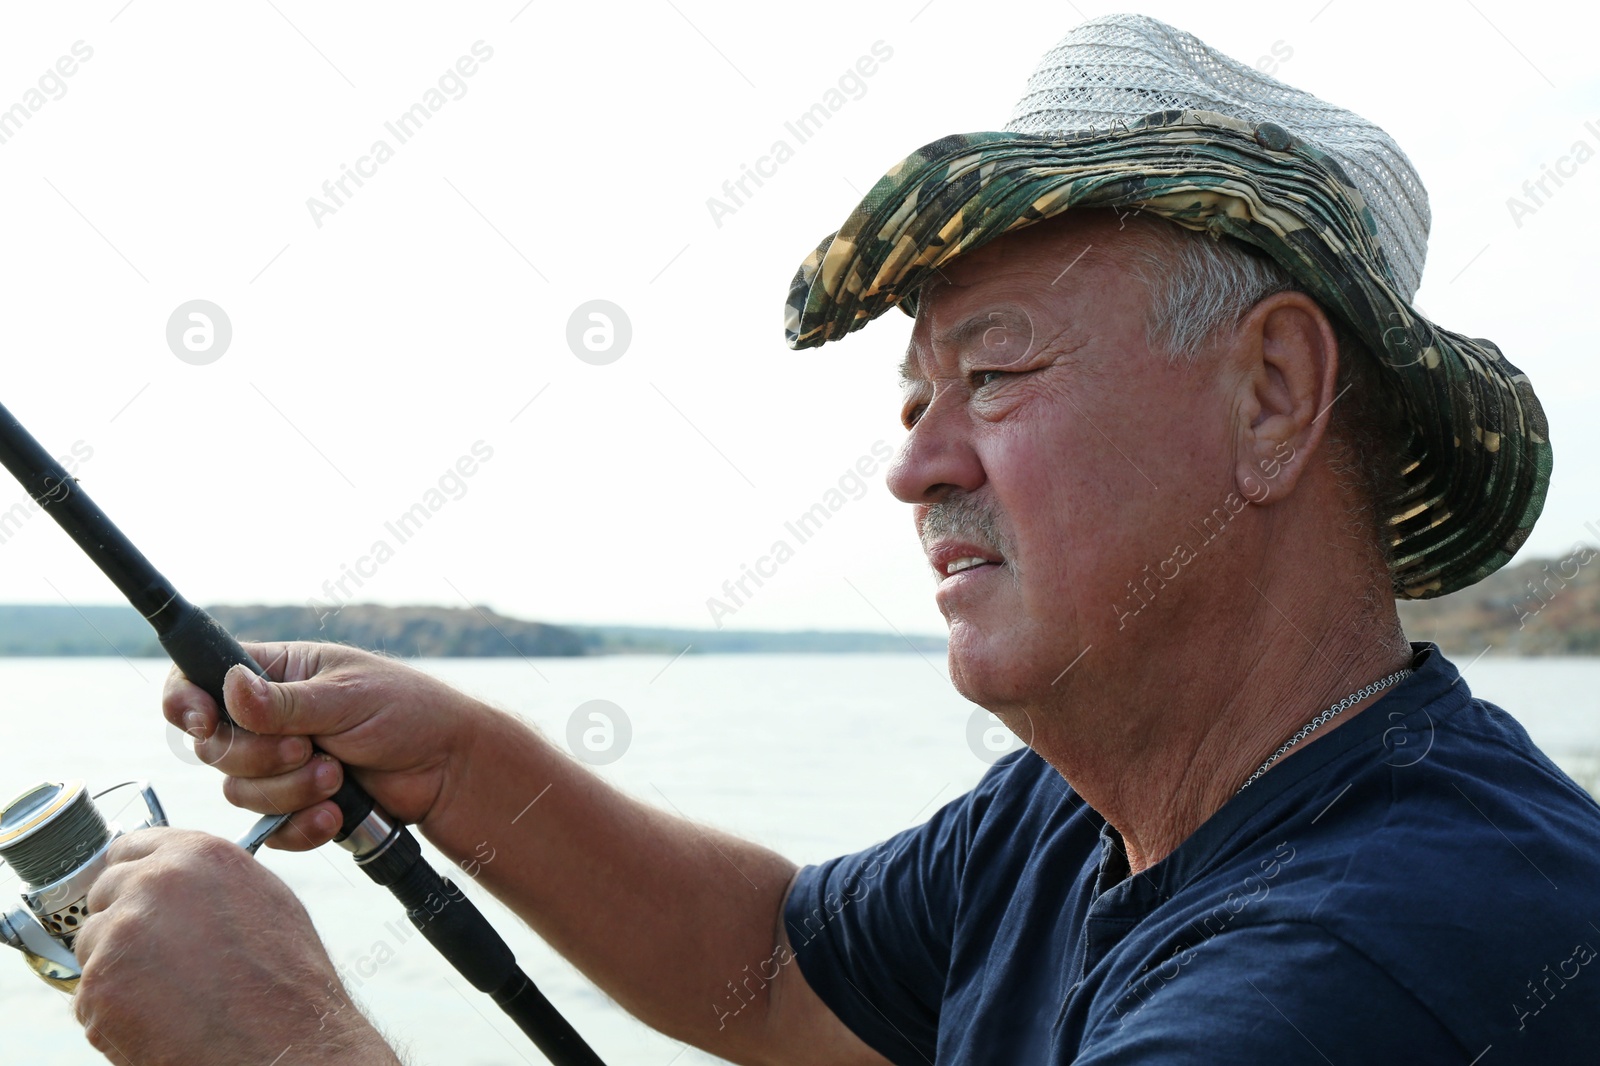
xmin=785 ymin=644 xmax=1600 ymax=1063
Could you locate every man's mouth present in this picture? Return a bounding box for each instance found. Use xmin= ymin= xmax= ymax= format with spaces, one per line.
xmin=927 ymin=542 xmax=1006 ymax=580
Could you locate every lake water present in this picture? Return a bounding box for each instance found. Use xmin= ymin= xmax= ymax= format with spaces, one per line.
xmin=2 ymin=654 xmax=1597 ymax=1065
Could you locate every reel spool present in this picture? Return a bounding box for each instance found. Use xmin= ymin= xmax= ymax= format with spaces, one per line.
xmin=0 ymin=780 xmax=166 ymax=990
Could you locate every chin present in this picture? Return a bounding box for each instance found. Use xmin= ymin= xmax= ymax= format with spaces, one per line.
xmin=945 ymin=618 xmax=1040 ymax=713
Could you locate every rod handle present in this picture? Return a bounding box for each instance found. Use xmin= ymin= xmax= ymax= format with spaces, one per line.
xmin=155 ymin=597 xmax=264 ymax=728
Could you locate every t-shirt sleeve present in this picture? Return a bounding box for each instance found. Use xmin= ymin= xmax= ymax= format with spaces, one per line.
xmin=782 ymin=776 xmax=991 ymax=1066
xmin=1076 ymin=921 xmax=1462 ymax=1063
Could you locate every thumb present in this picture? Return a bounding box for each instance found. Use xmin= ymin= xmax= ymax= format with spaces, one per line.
xmin=222 ymin=663 xmax=342 ymax=738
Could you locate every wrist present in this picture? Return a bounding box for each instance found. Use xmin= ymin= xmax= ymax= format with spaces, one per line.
xmin=419 ymin=695 xmax=522 ymax=856
xmin=312 ymin=989 xmax=404 ymax=1064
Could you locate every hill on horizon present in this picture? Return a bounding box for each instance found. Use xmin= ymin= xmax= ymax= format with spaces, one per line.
xmin=0 ymin=548 xmax=1592 ymax=660
xmin=0 ymin=603 xmax=948 ymax=658
xmin=1395 ymin=546 xmax=1600 ymax=656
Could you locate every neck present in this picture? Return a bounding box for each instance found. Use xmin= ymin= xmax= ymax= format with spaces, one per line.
xmin=1022 ymin=569 xmax=1413 ymax=876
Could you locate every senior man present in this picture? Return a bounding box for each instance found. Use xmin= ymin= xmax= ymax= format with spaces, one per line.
xmin=71 ymin=14 xmax=1600 ymax=1066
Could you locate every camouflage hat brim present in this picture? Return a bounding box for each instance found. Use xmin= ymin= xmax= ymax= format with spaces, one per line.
xmin=783 ymin=110 xmax=1552 ymax=600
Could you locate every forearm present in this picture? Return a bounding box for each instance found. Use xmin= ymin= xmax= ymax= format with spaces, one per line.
xmin=419 ymin=704 xmax=798 ymax=1062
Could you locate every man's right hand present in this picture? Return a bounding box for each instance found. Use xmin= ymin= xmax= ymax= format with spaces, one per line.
xmin=161 ymin=642 xmax=484 ymax=851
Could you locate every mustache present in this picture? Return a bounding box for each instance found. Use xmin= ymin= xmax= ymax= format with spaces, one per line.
xmin=919 ymin=494 xmax=1013 ymax=560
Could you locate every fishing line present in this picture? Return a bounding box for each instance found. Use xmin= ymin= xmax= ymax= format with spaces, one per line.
xmin=0 ymin=783 xmax=107 ymax=885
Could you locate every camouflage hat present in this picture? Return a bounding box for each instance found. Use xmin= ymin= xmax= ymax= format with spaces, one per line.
xmin=783 ymin=16 xmax=1551 ymax=600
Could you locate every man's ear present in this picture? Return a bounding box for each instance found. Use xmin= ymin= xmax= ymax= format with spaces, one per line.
xmin=1226 ymin=290 xmax=1340 ymax=506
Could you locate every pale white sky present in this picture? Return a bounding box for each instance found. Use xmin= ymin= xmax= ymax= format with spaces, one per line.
xmin=0 ymin=1 xmax=1594 ymax=634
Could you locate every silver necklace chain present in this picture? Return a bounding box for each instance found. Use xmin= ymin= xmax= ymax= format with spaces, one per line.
xmin=1236 ymin=668 xmax=1413 ymax=793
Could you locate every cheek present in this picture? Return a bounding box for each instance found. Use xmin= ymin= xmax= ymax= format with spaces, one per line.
xmin=995 ymin=380 xmax=1220 ymax=604
xmin=985 ymin=419 xmax=1133 ymax=599
xmin=1112 ymin=367 xmax=1237 ymax=510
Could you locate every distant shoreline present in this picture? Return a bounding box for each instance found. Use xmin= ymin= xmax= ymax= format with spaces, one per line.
xmin=0 ymin=544 xmax=1593 ymax=660
xmin=0 ymin=603 xmax=948 ymax=658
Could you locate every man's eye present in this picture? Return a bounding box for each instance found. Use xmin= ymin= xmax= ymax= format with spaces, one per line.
xmin=973 ymin=370 xmax=1009 ymax=388
xmin=902 ymin=402 xmax=928 ymax=429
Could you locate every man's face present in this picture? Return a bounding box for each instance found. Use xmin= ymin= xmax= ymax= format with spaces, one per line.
xmin=890 ymin=212 xmax=1244 ymax=714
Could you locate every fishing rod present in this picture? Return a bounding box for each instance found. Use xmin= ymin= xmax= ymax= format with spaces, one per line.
xmin=0 ymin=400 xmax=606 ymax=1066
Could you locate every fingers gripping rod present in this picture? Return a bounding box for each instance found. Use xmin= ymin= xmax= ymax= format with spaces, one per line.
xmin=0 ymin=402 xmax=606 ymax=1066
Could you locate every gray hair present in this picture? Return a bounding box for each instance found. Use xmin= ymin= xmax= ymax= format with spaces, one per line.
xmin=1122 ymin=220 xmax=1411 ymax=571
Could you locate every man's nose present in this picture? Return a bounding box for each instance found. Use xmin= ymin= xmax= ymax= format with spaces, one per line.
xmin=886 ymin=393 xmax=985 ymax=505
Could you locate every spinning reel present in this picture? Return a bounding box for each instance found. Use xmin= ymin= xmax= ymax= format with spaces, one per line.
xmin=0 ymin=780 xmax=168 ymax=991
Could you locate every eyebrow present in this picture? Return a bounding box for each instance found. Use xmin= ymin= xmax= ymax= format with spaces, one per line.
xmin=899 ymin=309 xmax=1034 ymax=383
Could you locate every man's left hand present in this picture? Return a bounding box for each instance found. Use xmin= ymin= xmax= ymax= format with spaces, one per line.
xmin=74 ymin=828 xmax=397 ymax=1065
